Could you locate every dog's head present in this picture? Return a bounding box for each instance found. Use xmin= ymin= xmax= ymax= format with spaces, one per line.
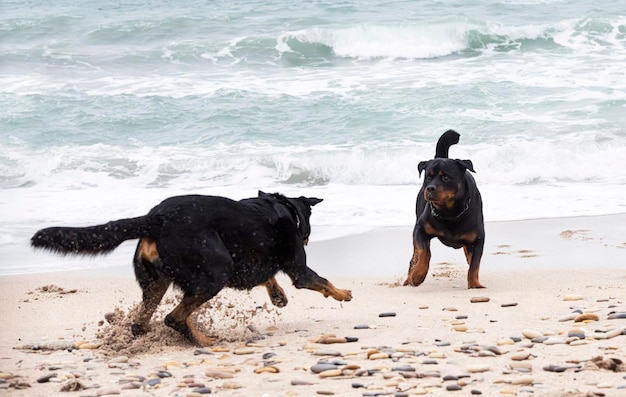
xmin=258 ymin=191 xmax=323 ymax=244
xmin=417 ymin=158 xmax=474 ymax=209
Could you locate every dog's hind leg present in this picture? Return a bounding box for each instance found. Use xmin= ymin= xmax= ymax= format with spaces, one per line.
xmin=165 ymin=291 xmax=219 ymax=346
xmin=131 ymin=238 xmax=171 ymax=336
xmin=263 ymin=277 xmax=288 ymax=307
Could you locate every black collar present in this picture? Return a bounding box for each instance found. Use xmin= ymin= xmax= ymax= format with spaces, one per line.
xmin=280 ymin=199 xmax=301 ymax=228
xmin=429 ymin=198 xmax=471 ymax=220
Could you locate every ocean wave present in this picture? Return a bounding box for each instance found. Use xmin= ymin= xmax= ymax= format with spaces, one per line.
xmin=275 ymin=15 xmax=626 ymax=60
xmin=3 ymin=14 xmax=624 ymax=67
xmin=3 ymin=133 xmax=625 ymax=192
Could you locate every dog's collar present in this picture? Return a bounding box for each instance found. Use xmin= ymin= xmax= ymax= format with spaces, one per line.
xmin=281 ymin=200 xmax=301 ymax=228
xmin=429 ymin=198 xmax=471 ymax=220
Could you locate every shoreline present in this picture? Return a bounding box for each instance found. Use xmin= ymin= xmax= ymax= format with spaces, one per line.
xmin=1 ymin=214 xmax=625 ymax=396
xmin=4 ymin=212 xmax=626 ymax=278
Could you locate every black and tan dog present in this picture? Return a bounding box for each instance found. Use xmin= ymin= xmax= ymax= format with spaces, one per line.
xmin=31 ymin=191 xmax=352 ymax=345
xmin=404 ymin=130 xmax=485 ymax=289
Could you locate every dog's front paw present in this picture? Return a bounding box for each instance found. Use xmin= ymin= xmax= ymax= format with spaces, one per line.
xmin=336 ymin=289 xmax=352 ymax=302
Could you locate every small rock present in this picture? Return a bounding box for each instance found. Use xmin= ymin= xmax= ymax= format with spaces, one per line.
xmin=220 ymin=382 xmax=242 ymax=389
xmin=319 ymin=369 xmax=342 ymax=378
xmin=511 ymin=376 xmax=534 ymax=385
xmin=467 ymin=365 xmax=490 ymax=373
xmin=311 ymin=363 xmax=339 ymax=374
xmin=233 ymin=347 xmax=255 ymax=355
xmin=312 ymin=350 xmax=342 ymax=357
xmin=501 ymin=302 xmax=518 ymax=307
xmin=558 ymin=313 xmax=578 ymax=322
xmin=511 ymin=352 xmax=532 ymax=361
xmin=354 ymin=324 xmax=370 ymax=329
xmin=522 ymin=329 xmax=542 ymax=339
xmin=36 ymin=373 xmax=57 ymax=383
xmin=144 ymin=378 xmax=161 ymax=386
xmin=254 ymin=366 xmax=279 ymax=374
xmin=574 ymin=313 xmax=599 ymax=322
xmin=446 ymin=384 xmax=462 ymax=391
xmin=543 ymin=337 xmax=567 ymax=345
xmin=192 ymin=387 xmax=213 ymax=394
xmin=205 ymin=369 xmax=234 ymax=379
xmin=563 ymin=294 xmax=584 ymax=301
xmin=291 ymin=379 xmax=316 ymax=385
xmin=470 ymin=297 xmax=490 ymax=303
xmin=379 ymin=312 xmax=396 ymax=317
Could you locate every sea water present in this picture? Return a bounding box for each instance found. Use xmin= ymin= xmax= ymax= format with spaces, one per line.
xmin=1 ymin=0 xmax=625 ymax=274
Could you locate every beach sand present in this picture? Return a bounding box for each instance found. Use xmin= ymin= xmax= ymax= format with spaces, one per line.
xmin=1 ymin=214 xmax=625 ymax=396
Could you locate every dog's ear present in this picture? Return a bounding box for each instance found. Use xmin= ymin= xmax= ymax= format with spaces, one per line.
xmin=455 ymin=159 xmax=475 ymax=173
xmin=258 ymin=190 xmax=269 ymax=197
xmin=417 ymin=161 xmax=429 ymax=176
xmin=306 ymin=197 xmax=323 ymax=207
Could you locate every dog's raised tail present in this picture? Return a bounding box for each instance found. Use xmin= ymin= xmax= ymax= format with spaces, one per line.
xmin=31 ymin=216 xmax=152 ymax=256
xmin=435 ymin=129 xmax=460 ymax=158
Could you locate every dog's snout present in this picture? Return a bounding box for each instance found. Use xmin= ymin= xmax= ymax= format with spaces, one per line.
xmin=426 ymin=185 xmax=436 ymax=193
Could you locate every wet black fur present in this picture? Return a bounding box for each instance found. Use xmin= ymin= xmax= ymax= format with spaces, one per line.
xmin=31 ymin=191 xmax=330 ymax=310
xmin=410 ymin=130 xmax=486 ymax=287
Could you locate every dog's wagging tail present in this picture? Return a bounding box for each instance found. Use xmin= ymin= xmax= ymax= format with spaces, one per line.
xmin=31 ymin=192 xmax=352 ymax=346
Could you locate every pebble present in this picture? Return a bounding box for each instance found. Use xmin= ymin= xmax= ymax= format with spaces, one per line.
xmin=543 ymin=337 xmax=567 ymax=345
xmin=522 ymin=329 xmax=542 ymax=339
xmin=107 ymin=356 xmax=129 ymax=364
xmin=311 ymin=363 xmax=340 ymax=373
xmin=501 ymin=302 xmax=518 ymax=307
xmin=574 ymin=313 xmax=599 ymax=322
xmin=467 ymin=365 xmax=490 ymax=373
xmin=291 ymin=379 xmax=316 ymax=385
xmin=558 ymin=313 xmax=578 ymax=322
xmin=379 ymin=312 xmax=397 ymax=317
xmin=192 ymin=387 xmax=213 ymax=394
xmin=511 ymin=352 xmax=532 ymax=361
xmin=144 ymin=378 xmax=161 ymax=386
xmin=446 ymin=384 xmax=462 ymax=391
xmin=470 ymin=296 xmax=490 ymax=303
xmin=511 ymin=376 xmax=534 ymax=385
xmin=233 ymin=347 xmax=255 ymax=355
xmin=563 ymin=294 xmax=584 ymax=301
xmin=254 ymin=366 xmax=280 ymax=374
xmin=314 ymin=335 xmax=348 ymax=344
xmin=36 ymin=373 xmax=57 ymax=383
xmin=312 ymin=350 xmax=342 ymax=357
xmin=318 ymin=369 xmax=342 ymax=378
xmin=205 ymin=369 xmax=235 ymax=379
xmin=354 ymin=324 xmax=370 ymax=329
xmin=608 ymin=312 xmax=626 ymax=319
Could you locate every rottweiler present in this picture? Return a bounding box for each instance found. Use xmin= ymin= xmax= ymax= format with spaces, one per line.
xmin=31 ymin=191 xmax=352 ymax=345
xmin=404 ymin=130 xmax=485 ymax=289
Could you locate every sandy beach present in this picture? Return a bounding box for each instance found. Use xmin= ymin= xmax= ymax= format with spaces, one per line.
xmin=1 ymin=214 xmax=625 ymax=397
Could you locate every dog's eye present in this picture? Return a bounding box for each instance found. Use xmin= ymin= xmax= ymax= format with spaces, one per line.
xmin=441 ymin=175 xmax=450 ymax=181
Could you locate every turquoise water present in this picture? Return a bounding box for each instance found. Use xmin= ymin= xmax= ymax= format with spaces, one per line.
xmin=1 ymin=0 xmax=625 ymax=274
